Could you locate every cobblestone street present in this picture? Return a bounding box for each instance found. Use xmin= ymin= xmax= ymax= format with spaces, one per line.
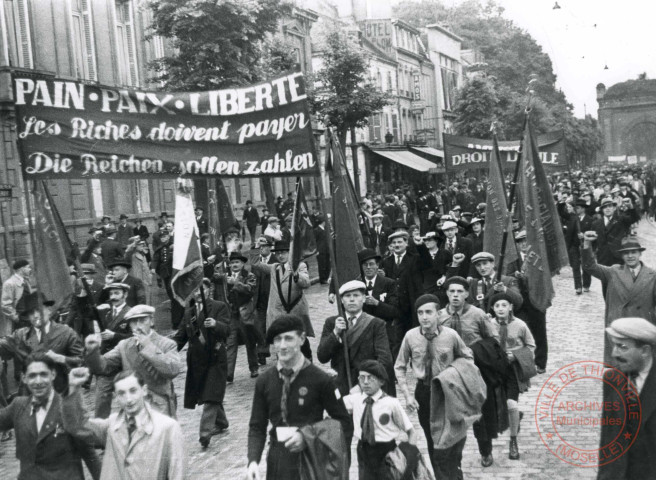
xmin=3 ymin=221 xmax=656 ymax=479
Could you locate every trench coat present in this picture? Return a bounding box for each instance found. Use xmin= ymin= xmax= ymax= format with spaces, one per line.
xmin=172 ymin=299 xmax=230 ymax=408
xmin=266 ymin=262 xmax=314 ymax=337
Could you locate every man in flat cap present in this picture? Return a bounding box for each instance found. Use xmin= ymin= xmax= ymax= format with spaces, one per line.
xmin=1 ymin=259 xmax=34 ymax=332
xmin=100 ymin=258 xmax=147 ymax=309
xmin=395 ymin=293 xmax=474 ymax=477
xmin=441 ymin=220 xmax=473 ymax=277
xmin=592 ymin=196 xmax=640 ymax=266
xmin=507 ymin=231 xmax=550 ymax=374
xmin=264 ymin=216 xmax=283 ymax=244
xmin=370 ymin=213 xmax=391 ymax=255
xmin=583 ymin=234 xmax=656 ymax=362
xmin=247 ymin=315 xmax=352 ymax=480
xmin=318 ymin=280 xmax=394 ymax=396
xmin=458 ymin=252 xmax=523 ymax=313
xmin=313 ymin=213 xmax=330 ymax=284
xmin=242 ymin=200 xmax=260 ymax=249
xmin=598 ymin=317 xmax=656 ymax=480
xmin=93 ymin=282 xmax=133 ymax=418
xmin=84 ymin=305 xmax=182 ymax=417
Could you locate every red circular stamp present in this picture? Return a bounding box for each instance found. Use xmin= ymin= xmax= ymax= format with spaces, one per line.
xmin=534 ymin=360 xmax=642 ymax=468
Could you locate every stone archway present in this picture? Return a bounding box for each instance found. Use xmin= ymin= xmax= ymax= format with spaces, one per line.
xmin=624 ymin=121 xmax=656 ymax=159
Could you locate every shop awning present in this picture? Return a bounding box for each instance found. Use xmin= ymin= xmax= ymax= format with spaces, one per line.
xmin=410 ymin=146 xmax=445 ymax=158
xmin=371 ymin=149 xmax=437 ymax=172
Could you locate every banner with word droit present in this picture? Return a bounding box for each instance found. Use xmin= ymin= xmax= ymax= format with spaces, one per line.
xmin=13 ymin=71 xmax=318 ymax=179
xmin=443 ymin=130 xmax=566 ymax=171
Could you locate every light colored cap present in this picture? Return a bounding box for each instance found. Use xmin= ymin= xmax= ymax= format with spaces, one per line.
xmin=471 ymin=252 xmax=495 ymax=264
xmin=424 ymin=232 xmax=438 ymax=241
xmin=606 ymin=317 xmax=656 ymax=344
xmin=441 ymin=221 xmax=458 ymax=231
xmin=470 ymin=217 xmax=484 ymax=225
xmin=124 ymin=304 xmax=156 ymax=321
xmin=388 ymin=231 xmax=409 ymax=241
xmin=514 ymin=230 xmax=527 ymax=241
xmin=372 ymin=213 xmax=384 ymax=219
xmin=268 ymin=216 xmax=280 ymax=223
xmin=103 ymin=282 xmax=130 ymax=292
xmin=339 ymin=280 xmax=367 ymax=296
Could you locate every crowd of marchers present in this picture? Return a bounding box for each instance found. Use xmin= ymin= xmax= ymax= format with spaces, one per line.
xmin=0 ymin=165 xmax=655 ymax=480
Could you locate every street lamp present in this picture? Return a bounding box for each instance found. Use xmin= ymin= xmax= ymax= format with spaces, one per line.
xmin=385 ymin=131 xmax=394 ymax=145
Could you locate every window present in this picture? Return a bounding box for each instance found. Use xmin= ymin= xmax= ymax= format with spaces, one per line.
xmin=113 ymin=0 xmax=139 ymax=86
xmin=69 ymin=0 xmax=97 ymax=80
xmin=387 ymin=71 xmax=393 ymax=93
xmin=369 ymin=113 xmax=382 ymax=143
xmin=391 ymin=113 xmax=399 ymax=143
xmin=90 ymin=179 xmax=104 ymax=218
xmin=136 ymin=180 xmax=151 ymax=213
xmin=440 ymin=55 xmax=459 ymax=111
xmin=5 ymin=0 xmax=33 ymax=68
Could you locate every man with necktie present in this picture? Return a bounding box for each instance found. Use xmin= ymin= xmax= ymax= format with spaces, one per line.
xmin=441 ymin=221 xmax=473 ymax=277
xmin=93 ymin=282 xmax=133 ymax=418
xmin=0 ymin=352 xmax=101 ymax=480
xmin=582 ymin=235 xmax=656 ymax=363
xmin=318 ymin=280 xmax=394 ymax=396
xmin=370 ymin=213 xmax=390 ymax=255
xmin=592 ymin=196 xmax=640 ymax=266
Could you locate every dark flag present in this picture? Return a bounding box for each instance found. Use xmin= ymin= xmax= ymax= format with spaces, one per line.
xmin=171 ymin=183 xmax=204 ymax=305
xmin=483 ymin=138 xmax=519 ymax=272
xmin=328 ymin=135 xmax=365 ymax=285
xmin=517 ymin=120 xmax=569 ymax=311
xmin=289 ymin=179 xmax=317 ymax=272
xmin=32 ymin=181 xmax=74 ymax=310
xmin=215 ymin=178 xmax=240 ymax=235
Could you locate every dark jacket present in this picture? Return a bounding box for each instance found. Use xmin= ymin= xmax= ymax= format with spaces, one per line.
xmin=440 ymin=234 xmax=474 ymax=277
xmin=593 ymin=208 xmax=640 ymax=266
xmin=370 ymin=225 xmax=391 ymax=254
xmin=243 ymin=207 xmax=260 ymax=229
xmin=416 ymin=243 xmax=457 ymax=299
xmin=196 ymin=215 xmax=208 ymax=236
xmin=314 ymin=226 xmax=330 ymax=255
xmin=97 ymin=275 xmax=147 ymax=307
xmin=133 ymin=224 xmax=149 ymax=240
xmin=100 ymin=238 xmax=124 ymax=265
xmin=299 ymin=419 xmax=349 ymax=480
xmin=0 ymin=393 xmax=101 ymax=480
xmin=153 ymin=242 xmax=174 ymax=278
xmin=99 ymin=303 xmax=132 ymax=354
xmin=317 ymin=312 xmax=394 ymax=395
xmin=173 ymin=299 xmax=230 ymax=408
xmin=67 ymin=281 xmax=103 ymax=337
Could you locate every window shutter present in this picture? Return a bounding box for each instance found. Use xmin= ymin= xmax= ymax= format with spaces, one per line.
xmin=81 ymin=0 xmax=97 ymax=81
xmin=15 ymin=0 xmax=33 ymax=68
xmin=124 ymin=5 xmax=138 ymax=86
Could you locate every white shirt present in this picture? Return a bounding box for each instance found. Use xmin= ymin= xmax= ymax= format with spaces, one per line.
xmin=629 ymin=264 xmax=641 ymax=279
xmin=395 ymin=252 xmax=406 ymax=265
xmin=33 ymin=389 xmax=55 ymax=432
xmin=634 ymin=356 xmax=652 ymax=395
xmin=365 ymin=276 xmax=377 ymax=290
xmin=344 ymin=389 xmax=413 ymax=442
xmin=35 ymin=322 xmax=51 ymax=343
xmin=113 ymin=302 xmax=126 ymax=318
xmin=347 ymin=312 xmax=363 ymax=327
xmin=260 ymin=254 xmax=272 ymax=264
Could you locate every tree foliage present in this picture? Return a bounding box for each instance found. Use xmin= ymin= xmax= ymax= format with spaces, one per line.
xmin=312 ymin=30 xmax=391 ymax=149
xmin=393 ymin=0 xmax=602 ymax=165
xmin=148 ymin=0 xmax=292 ymax=91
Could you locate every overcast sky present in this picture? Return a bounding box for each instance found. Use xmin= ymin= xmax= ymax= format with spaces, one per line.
xmin=366 ymin=0 xmax=656 ymax=118
xmin=496 ymin=0 xmax=656 ymax=118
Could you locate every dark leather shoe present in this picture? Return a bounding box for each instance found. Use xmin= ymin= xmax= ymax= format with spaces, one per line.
xmin=199 ymin=436 xmax=210 ymax=449
xmin=576 ymin=288 xmax=582 ymax=295
xmin=250 ymin=369 xmax=259 ymax=378
xmin=509 ymin=437 xmax=519 ymax=460
xmin=481 ymin=454 xmax=494 ymax=467
xmin=518 ymin=412 xmax=524 ymax=433
xmin=210 ymin=426 xmax=229 ymax=437
xmin=257 ymin=354 xmax=267 ymax=366
xmin=226 ymin=375 xmax=234 ymax=384
xmin=536 ymin=367 xmax=546 ymax=374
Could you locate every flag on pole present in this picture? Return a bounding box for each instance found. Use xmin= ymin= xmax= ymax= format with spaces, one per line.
xmin=215 ymin=178 xmax=240 ymax=235
xmin=483 ymin=137 xmax=519 ymax=272
xmin=32 ymin=181 xmax=74 ymax=309
xmin=171 ymin=182 xmax=204 ymax=306
xmin=328 ymin=135 xmax=365 ymax=284
xmin=289 ymin=179 xmax=317 ymax=272
xmin=516 ymin=120 xmax=569 ymax=311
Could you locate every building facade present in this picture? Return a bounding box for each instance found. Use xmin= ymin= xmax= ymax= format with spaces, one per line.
xmin=596 ymin=79 xmax=656 ymax=164
xmin=0 ymin=0 xmax=319 ymax=264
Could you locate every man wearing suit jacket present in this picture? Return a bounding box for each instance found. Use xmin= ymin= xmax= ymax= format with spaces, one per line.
xmin=0 ymin=298 xmax=83 ymax=394
xmin=592 ymin=196 xmax=640 ymax=266
xmin=583 ymin=235 xmax=656 ymax=362
xmin=598 ymin=318 xmax=656 ymax=480
xmin=370 ymin=213 xmax=391 ymax=255
xmin=242 ymin=200 xmax=260 ymax=248
xmin=84 ymin=305 xmax=182 ymax=418
xmin=574 ymin=200 xmax=594 ymax=292
xmin=99 ymin=259 xmax=147 ymax=308
xmin=383 ymin=196 xmax=401 ymax=226
xmin=195 ymin=207 xmax=208 ymax=236
xmin=466 ymin=218 xmax=485 ymax=256
xmin=94 ymin=283 xmax=133 ymax=418
xmin=67 ymin=263 xmax=104 ymax=338
xmin=0 ymin=352 xmax=101 ymax=480
xmin=441 ymin=221 xmax=474 ymax=278
xmin=381 ymin=231 xmax=423 ymax=334
xmin=100 ymin=226 xmax=125 ymax=266
xmin=318 ymin=281 xmax=394 ymax=396
xmin=250 ymin=237 xmax=277 ymax=365
xmin=417 ymin=232 xmax=458 ymax=305
xmin=397 ymin=202 xmax=415 ymax=227
xmin=172 ymin=280 xmax=231 ymax=448
xmin=313 ymin=214 xmax=330 ymax=284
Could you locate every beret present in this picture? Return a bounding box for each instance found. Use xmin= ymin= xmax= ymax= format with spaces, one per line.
xmin=266 ymin=314 xmax=305 ymax=344
xmin=124 ymin=304 xmax=155 ymax=320
xmin=489 ymin=292 xmax=519 ymax=310
xmin=415 ymin=294 xmax=440 ymax=311
xmin=444 ymin=276 xmax=469 ymax=290
xmin=358 ymin=359 xmax=388 ymax=384
xmin=339 ymin=280 xmax=367 ymax=296
xmin=441 ymin=221 xmax=458 ymax=231
xmin=80 ymin=263 xmax=97 ymax=273
xmin=388 ymin=231 xmax=409 ymax=241
xmin=103 ymin=282 xmax=130 ymax=292
xmin=606 ymin=317 xmax=656 ymax=345
xmin=471 ymin=252 xmax=495 ymax=264
xmin=514 ymin=230 xmax=527 ymax=241
xmin=12 ymin=259 xmax=29 ymax=270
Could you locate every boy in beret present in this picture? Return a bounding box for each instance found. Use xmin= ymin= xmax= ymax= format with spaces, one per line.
xmin=344 ymin=359 xmax=416 ymax=480
xmin=489 ymin=293 xmax=536 ymax=461
xmin=247 ymin=315 xmax=351 ymax=480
